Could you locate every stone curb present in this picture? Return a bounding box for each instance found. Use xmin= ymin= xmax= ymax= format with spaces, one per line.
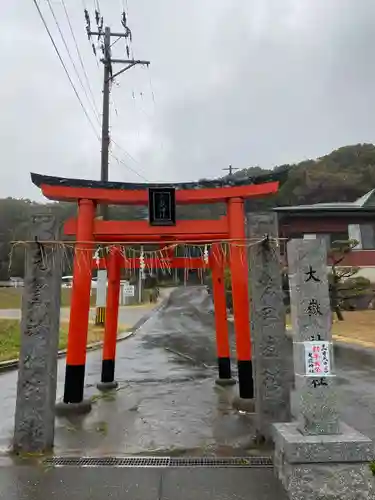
xmin=0 ymin=292 xmax=171 ymax=374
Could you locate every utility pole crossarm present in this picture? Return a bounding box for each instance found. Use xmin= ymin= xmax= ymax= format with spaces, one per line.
xmin=89 ymin=31 xmax=130 ymax=38
xmin=110 ymin=59 xmax=150 ymax=65
xmin=223 ymin=165 xmax=239 ymax=177
xmin=110 ymin=60 xmax=150 ymax=81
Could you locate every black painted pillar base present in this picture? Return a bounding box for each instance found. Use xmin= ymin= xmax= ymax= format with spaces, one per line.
xmin=232 ymin=360 xmax=255 ymax=412
xmin=55 ymin=364 xmax=92 ymax=416
xmin=215 ymin=357 xmax=236 ymax=386
xmin=237 ymin=360 xmax=254 ymax=399
xmin=97 ymin=359 xmax=117 ymax=391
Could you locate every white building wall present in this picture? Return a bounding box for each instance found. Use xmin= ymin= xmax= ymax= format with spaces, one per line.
xmin=303 ymin=234 xmax=317 ymax=240
xmin=348 ymin=224 xmax=362 ymax=249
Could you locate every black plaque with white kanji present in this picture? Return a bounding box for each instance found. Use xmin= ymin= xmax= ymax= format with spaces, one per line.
xmin=148 ymin=187 xmax=176 ymax=226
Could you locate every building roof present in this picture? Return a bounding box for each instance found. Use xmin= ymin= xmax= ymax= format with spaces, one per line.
xmin=354 ymin=189 xmax=375 ymax=206
xmin=274 ymin=189 xmax=375 ymax=213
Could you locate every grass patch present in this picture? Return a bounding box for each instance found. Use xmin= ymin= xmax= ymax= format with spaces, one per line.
xmin=0 ymin=288 xmax=97 ymax=309
xmin=330 ymin=310 xmax=375 ymax=345
xmin=0 ymin=319 xmax=105 ymax=362
xmin=287 ymin=310 xmax=375 ymax=346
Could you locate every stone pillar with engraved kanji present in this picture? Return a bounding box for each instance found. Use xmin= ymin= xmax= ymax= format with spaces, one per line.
xmin=13 ymin=215 xmax=62 ymax=453
xmin=273 ymin=239 xmax=374 ymax=500
xmin=247 ymin=212 xmax=291 ymax=441
xmin=288 ymin=238 xmax=339 ymax=435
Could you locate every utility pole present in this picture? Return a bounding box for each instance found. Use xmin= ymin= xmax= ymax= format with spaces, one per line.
xmin=88 ymin=24 xmax=150 ymax=323
xmin=223 ymin=165 xmax=239 ymax=178
xmin=100 ymin=27 xmax=111 ymax=193
xmin=89 ymin=26 xmax=150 ymax=218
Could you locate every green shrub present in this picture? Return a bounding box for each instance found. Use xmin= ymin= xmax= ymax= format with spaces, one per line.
xmin=328 ymin=273 xmax=372 ymax=311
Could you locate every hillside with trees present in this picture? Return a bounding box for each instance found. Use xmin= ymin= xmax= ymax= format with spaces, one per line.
xmin=2 ymin=143 xmax=375 ymax=280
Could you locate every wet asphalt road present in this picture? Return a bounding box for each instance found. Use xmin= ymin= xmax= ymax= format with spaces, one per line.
xmin=53 ymin=286 xmax=255 ymax=457
xmin=335 ymin=347 xmax=375 ymax=441
xmin=0 ymin=286 xmax=256 ymax=457
xmin=0 ymin=286 xmax=375 ymax=498
xmin=0 ymin=286 xmax=288 ymax=499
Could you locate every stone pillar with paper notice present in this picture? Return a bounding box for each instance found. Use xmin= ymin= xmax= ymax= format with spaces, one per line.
xmin=273 ymin=238 xmax=374 ymax=500
xmin=290 ymin=239 xmax=339 ymax=435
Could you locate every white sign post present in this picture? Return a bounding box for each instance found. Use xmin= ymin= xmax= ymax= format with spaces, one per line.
xmin=123 ymin=284 xmax=135 ymax=302
xmin=96 ymin=270 xmax=107 ymax=307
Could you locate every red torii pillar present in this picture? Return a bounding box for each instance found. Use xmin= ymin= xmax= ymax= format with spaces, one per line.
xmin=97 ymin=247 xmax=121 ymax=390
xmin=210 ymin=244 xmax=235 ymax=386
xmin=228 ymin=197 xmax=254 ymax=407
xmin=56 ymin=199 xmax=95 ymax=414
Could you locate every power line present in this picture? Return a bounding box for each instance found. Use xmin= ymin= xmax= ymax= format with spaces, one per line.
xmin=145 ymin=66 xmax=165 ymax=154
xmin=32 ymin=0 xmax=100 ymax=139
xmin=111 ymin=136 xmax=151 ymax=181
xmin=119 ymin=0 xmax=134 ymax=66
xmin=82 ymin=2 xmax=100 ymax=70
xmin=94 ymin=0 xmax=101 ymax=13
xmin=45 ymin=0 xmax=101 ymax=125
xmin=109 ymin=151 xmax=148 ymax=181
xmin=33 ymin=0 xmax=150 ymax=184
xmin=111 ymin=137 xmax=143 ymax=166
xmin=147 ymin=67 xmax=156 ymax=104
xmin=110 ymin=95 xmax=119 ymax=117
xmin=88 ymin=25 xmax=150 ymax=218
xmin=60 ymin=0 xmax=100 ymax=119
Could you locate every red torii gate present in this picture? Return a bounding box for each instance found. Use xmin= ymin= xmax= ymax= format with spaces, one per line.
xmin=31 ymin=173 xmax=278 ymax=413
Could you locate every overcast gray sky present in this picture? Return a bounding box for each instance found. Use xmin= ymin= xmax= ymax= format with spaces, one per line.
xmin=2 ymin=0 xmax=375 ymax=200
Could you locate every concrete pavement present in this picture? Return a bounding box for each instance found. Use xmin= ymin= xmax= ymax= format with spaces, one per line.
xmin=0 ymin=466 xmax=287 ymax=499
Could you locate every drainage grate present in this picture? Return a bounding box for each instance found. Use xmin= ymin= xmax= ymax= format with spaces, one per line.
xmin=43 ymin=456 xmax=273 ymax=468
xmin=170 ymin=457 xmax=273 ymax=468
xmin=43 ymin=457 xmax=171 ymax=467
